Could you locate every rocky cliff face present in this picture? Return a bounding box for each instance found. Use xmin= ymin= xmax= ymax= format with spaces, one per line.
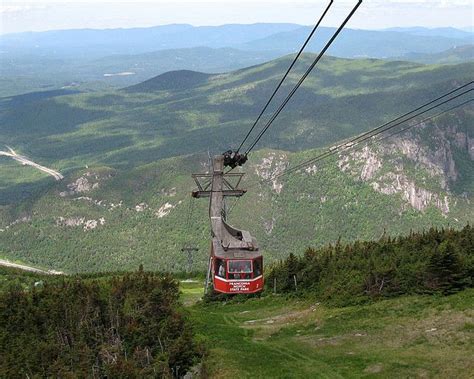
xmin=254 ymin=152 xmax=288 ymax=194
xmin=338 ymin=118 xmax=472 ymax=214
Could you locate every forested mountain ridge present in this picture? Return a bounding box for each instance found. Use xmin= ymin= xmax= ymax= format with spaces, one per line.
xmin=1 ymin=54 xmax=472 ymax=190
xmin=0 ymin=55 xmax=472 ymax=272
xmin=0 ymin=107 xmax=471 ymax=273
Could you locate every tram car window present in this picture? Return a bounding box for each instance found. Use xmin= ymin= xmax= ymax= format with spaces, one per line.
xmin=253 ymin=257 xmax=262 ymax=277
xmin=228 ymin=260 xmax=252 ymax=279
xmin=215 ymin=259 xmax=225 ymax=278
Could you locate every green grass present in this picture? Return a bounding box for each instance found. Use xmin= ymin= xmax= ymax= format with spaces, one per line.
xmin=182 ymin=284 xmax=474 ymax=378
xmin=180 ymin=279 xmax=205 ymax=306
xmin=1 ymin=267 xmax=472 ymax=377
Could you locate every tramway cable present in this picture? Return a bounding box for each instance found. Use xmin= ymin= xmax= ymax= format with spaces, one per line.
xmin=276 ymin=86 xmax=473 ymax=178
xmin=225 ymin=81 xmax=473 ymax=209
xmin=242 ymin=0 xmax=363 ymax=155
xmin=236 ymin=0 xmax=334 ymax=153
xmin=184 ymin=0 xmax=471 ymax=295
xmin=377 ymin=98 xmax=473 ymax=144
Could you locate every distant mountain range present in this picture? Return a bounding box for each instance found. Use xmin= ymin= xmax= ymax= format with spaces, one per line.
xmin=2 ymin=24 xmax=471 ymax=58
xmin=384 ymin=27 xmax=473 ymax=40
xmin=237 ymin=26 xmax=472 ymax=58
xmin=0 ymin=23 xmax=303 ymax=57
xmin=397 ymin=45 xmax=474 ymax=65
xmin=0 ymin=24 xmax=472 ymax=97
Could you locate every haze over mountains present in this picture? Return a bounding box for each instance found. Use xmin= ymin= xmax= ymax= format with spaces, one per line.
xmin=1 ymin=24 xmax=472 ymax=97
xmin=1 ymin=15 xmax=473 ymax=379
xmin=2 ymin=24 xmax=472 ymax=57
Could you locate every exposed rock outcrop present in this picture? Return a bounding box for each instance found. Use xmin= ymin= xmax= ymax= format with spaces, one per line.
xmin=135 ymin=203 xmax=149 ymax=212
xmin=255 ymin=153 xmax=288 ymax=194
xmin=60 ymin=171 xmax=113 ymax=197
xmin=56 ymin=216 xmax=106 ymax=231
xmin=338 ymin=120 xmax=472 ymax=215
xmin=155 ymin=203 xmax=175 ymax=218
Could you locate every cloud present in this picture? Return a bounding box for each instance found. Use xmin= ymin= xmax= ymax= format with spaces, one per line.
xmin=1 ymin=0 xmax=472 ymax=6
xmin=0 ymin=5 xmax=47 ymax=14
xmin=367 ymin=0 xmax=471 ymax=7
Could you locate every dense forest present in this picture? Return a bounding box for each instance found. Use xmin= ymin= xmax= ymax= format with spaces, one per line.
xmin=0 ymin=271 xmax=202 ymax=378
xmin=1 ymin=226 xmax=473 ymax=376
xmin=267 ymin=225 xmax=474 ymax=305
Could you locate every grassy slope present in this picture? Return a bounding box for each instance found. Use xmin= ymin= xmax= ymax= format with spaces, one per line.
xmin=2 ymin=267 xmax=472 ymax=377
xmin=181 ymin=281 xmax=474 ymax=378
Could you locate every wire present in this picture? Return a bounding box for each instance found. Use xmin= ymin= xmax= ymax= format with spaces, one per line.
xmin=315 ymin=81 xmax=474 ymax=153
xmin=244 ymin=0 xmax=363 ymax=154
xmin=374 ymin=98 xmax=473 ymax=145
xmin=236 ymin=0 xmax=335 ymax=153
xmin=278 ymin=87 xmax=473 ymax=178
xmin=228 ymin=98 xmax=472 ymax=216
xmin=234 ymin=84 xmax=472 ymax=197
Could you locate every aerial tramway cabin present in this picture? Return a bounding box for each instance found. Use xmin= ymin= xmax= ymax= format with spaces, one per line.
xmin=186 ymin=1 xmax=366 ymax=295
xmin=192 ymin=153 xmax=263 ymax=294
xmin=210 ymin=223 xmax=263 ymax=294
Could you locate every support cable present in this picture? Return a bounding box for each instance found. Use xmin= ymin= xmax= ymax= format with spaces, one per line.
xmin=244 ymin=0 xmax=363 ymax=154
xmin=233 ymin=84 xmax=473 ymax=201
xmin=236 ymin=0 xmax=335 ymax=153
xmin=277 ymin=87 xmax=473 ymax=178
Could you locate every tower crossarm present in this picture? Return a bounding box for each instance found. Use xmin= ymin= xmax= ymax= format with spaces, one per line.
xmin=191 ymin=155 xmax=258 ymax=251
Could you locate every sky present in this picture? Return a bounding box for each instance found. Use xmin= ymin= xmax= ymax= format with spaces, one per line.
xmin=0 ymin=1 xmax=473 ymax=35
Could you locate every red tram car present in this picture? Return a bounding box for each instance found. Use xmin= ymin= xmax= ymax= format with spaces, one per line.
xmin=192 ymin=154 xmax=263 ymax=294
xmin=210 ymin=228 xmax=263 ymax=294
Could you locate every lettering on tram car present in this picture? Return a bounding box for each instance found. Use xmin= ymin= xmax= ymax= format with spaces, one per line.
xmin=229 ymin=281 xmax=251 ymax=292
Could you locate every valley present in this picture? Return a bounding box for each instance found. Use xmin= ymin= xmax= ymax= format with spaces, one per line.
xmin=0 ymin=53 xmax=472 ymax=273
xmin=0 ymin=14 xmax=473 ymax=377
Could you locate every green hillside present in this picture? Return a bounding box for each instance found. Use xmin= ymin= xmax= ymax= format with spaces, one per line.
xmin=0 ymin=55 xmax=472 ymax=272
xmin=1 ymin=55 xmax=472 ymax=188
xmin=0 ymin=110 xmax=472 ymax=273
xmin=1 ymin=226 xmax=473 ymax=378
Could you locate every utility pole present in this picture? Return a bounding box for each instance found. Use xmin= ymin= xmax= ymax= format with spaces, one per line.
xmin=181 ymin=246 xmax=198 ymax=273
